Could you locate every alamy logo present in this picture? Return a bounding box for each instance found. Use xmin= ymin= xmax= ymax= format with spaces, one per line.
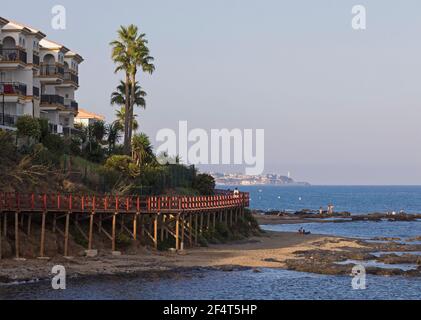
xmin=351 ymin=5 xmax=367 ymax=30
xmin=51 ymin=5 xmax=66 ymax=30
xmin=51 ymin=265 xmax=66 ymax=290
xmin=156 ymin=121 xmax=265 ymax=175
xmin=351 ymin=265 xmax=366 ymax=290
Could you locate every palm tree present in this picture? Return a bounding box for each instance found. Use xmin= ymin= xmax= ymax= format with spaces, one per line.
xmin=107 ymin=122 xmax=122 ymax=153
xmin=110 ymin=25 xmax=155 ymax=154
xmin=131 ymin=133 xmax=155 ymax=166
xmin=110 ymin=25 xmax=136 ymax=153
xmin=111 ymin=80 xmax=146 ymax=133
xmin=129 ymin=33 xmax=155 ymax=144
xmin=114 ymin=107 xmax=138 ymax=133
xmin=90 ymin=121 xmax=107 ymax=144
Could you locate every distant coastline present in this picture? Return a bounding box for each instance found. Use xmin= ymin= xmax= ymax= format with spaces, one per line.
xmin=212 ymin=172 xmax=310 ymax=186
xmin=216 ymin=182 xmax=311 ymax=187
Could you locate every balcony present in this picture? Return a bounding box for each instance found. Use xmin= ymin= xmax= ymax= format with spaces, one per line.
xmin=41 ymin=94 xmax=64 ymax=107
xmin=0 ymin=114 xmax=18 ymax=127
xmin=40 ymin=64 xmax=64 ymax=77
xmin=33 ymin=86 xmax=40 ymax=98
xmin=0 ymin=48 xmax=27 ymax=64
xmin=33 ymin=54 xmax=40 ymax=66
xmin=63 ymin=72 xmax=79 ymax=85
xmin=0 ymin=82 xmax=27 ymax=96
xmin=64 ymin=99 xmax=78 ymax=112
xmin=63 ymin=126 xmax=82 ymax=137
xmin=48 ymin=123 xmax=58 ymax=134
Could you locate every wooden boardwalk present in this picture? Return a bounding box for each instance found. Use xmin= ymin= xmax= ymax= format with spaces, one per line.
xmin=0 ymin=191 xmax=249 ymax=259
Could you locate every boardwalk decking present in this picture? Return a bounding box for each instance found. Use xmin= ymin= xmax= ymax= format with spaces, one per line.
xmin=0 ymin=191 xmax=249 ymax=259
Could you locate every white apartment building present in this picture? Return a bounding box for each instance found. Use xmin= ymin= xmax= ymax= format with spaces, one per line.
xmin=0 ymin=17 xmax=83 ymax=135
xmin=74 ymin=108 xmax=105 ymax=127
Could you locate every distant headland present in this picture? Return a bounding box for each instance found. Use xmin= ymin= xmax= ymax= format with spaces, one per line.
xmin=211 ymin=173 xmax=311 ymax=186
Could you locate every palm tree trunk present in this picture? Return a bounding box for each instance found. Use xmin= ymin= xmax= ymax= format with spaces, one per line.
xmin=128 ymin=72 xmax=137 ymax=150
xmin=124 ymin=74 xmax=131 ymax=154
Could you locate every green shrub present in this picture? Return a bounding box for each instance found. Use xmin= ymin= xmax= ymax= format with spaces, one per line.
xmin=157 ymin=238 xmax=176 ymax=251
xmin=197 ymin=234 xmax=209 ymax=247
xmin=116 ymin=233 xmax=132 ymax=247
xmin=38 ymin=118 xmax=49 ymax=140
xmin=193 ymin=173 xmax=215 ymax=195
xmin=69 ymin=137 xmax=82 ymax=156
xmin=83 ymin=141 xmax=106 ymax=163
xmin=42 ymin=134 xmax=66 ymax=154
xmin=105 ymin=155 xmax=133 ymax=174
xmin=17 ymin=115 xmax=41 ymax=141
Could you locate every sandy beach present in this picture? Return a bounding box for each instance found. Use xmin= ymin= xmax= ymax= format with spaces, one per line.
xmin=0 ymin=231 xmax=366 ymax=284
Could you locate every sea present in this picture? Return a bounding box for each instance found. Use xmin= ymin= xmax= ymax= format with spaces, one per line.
xmin=233 ymin=185 xmax=421 ymax=214
xmin=1 ymin=186 xmax=421 ymax=300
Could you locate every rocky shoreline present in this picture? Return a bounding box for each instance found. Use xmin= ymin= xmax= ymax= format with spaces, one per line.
xmin=1 ymin=217 xmax=421 ymax=285
xmin=284 ymin=238 xmax=421 ymax=277
xmin=253 ymin=210 xmax=421 ymax=225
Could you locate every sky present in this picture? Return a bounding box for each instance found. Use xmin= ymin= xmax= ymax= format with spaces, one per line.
xmin=2 ymin=0 xmax=421 ymax=185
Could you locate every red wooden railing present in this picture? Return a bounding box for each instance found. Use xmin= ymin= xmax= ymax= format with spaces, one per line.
xmin=0 ymin=191 xmax=249 ymax=213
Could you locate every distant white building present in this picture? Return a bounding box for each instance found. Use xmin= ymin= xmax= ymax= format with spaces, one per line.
xmin=0 ymin=17 xmax=83 ymax=135
xmin=74 ymin=108 xmax=105 ymax=127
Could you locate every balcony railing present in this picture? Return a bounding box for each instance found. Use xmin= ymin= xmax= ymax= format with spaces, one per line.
xmin=64 ymin=99 xmax=79 ymax=112
xmin=33 ymin=54 xmax=40 ymax=66
xmin=63 ymin=126 xmax=82 ymax=137
xmin=0 ymin=82 xmax=27 ymax=96
xmin=0 ymin=113 xmax=18 ymax=127
xmin=0 ymin=48 xmax=27 ymax=64
xmin=33 ymin=86 xmax=40 ymax=97
xmin=40 ymin=64 xmax=64 ymax=77
xmin=63 ymin=72 xmax=79 ymax=85
xmin=41 ymin=94 xmax=64 ymax=106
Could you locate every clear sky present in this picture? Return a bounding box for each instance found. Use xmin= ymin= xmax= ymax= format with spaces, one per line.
xmin=2 ymin=0 xmax=421 ymax=185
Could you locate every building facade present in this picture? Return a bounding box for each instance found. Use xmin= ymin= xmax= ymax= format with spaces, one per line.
xmin=0 ymin=17 xmax=83 ymax=134
xmin=74 ymin=108 xmax=105 ymax=127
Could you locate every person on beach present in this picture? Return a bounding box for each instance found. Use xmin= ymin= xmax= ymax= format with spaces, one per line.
xmin=319 ymin=207 xmax=323 ymax=215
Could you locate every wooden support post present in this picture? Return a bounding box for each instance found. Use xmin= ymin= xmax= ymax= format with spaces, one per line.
xmin=153 ymin=214 xmax=159 ymax=250
xmin=39 ymin=212 xmax=46 ymax=258
xmin=112 ymin=213 xmax=117 ymax=252
xmin=181 ymin=214 xmax=185 ymax=250
xmin=15 ymin=211 xmax=20 ymax=259
xmin=3 ymin=213 xmax=7 ymax=237
xmin=219 ymin=211 xmax=223 ymax=223
xmin=133 ymin=214 xmax=138 ymax=240
xmin=64 ymin=213 xmax=70 ymax=257
xmin=175 ymin=214 xmax=180 ymax=251
xmin=98 ymin=213 xmax=102 ymax=233
xmin=27 ymin=213 xmax=32 ymax=237
xmin=207 ymin=212 xmax=210 ymax=231
xmin=188 ymin=214 xmax=193 ymax=247
xmin=160 ymin=215 xmax=165 ymax=242
xmin=0 ymin=212 xmax=2 ymax=260
xmin=149 ymin=214 xmax=153 ymax=235
xmin=194 ymin=214 xmax=198 ymax=245
xmin=121 ymin=214 xmax=125 ymax=233
xmin=199 ymin=212 xmax=203 ymax=234
xmin=20 ymin=213 xmax=24 ymax=228
xmin=140 ymin=214 xmax=144 ymax=238
xmin=213 ymin=212 xmax=216 ymax=229
xmin=230 ymin=209 xmax=233 ymax=226
xmin=88 ymin=213 xmax=94 ymax=250
xmin=52 ymin=214 xmax=56 ymax=233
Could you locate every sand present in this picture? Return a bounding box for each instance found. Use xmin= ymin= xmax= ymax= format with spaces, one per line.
xmin=0 ymin=231 xmax=365 ymax=284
